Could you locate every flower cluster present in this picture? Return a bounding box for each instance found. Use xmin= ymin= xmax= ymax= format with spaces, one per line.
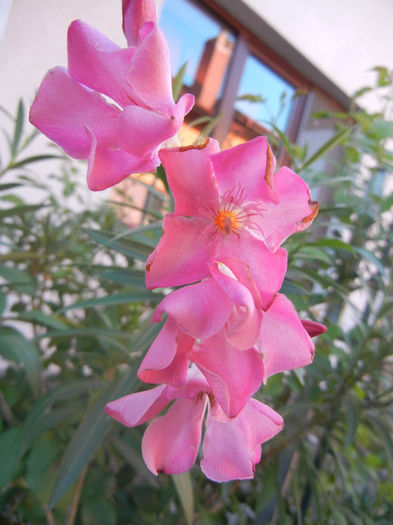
xmin=30 ymin=0 xmax=326 ymax=482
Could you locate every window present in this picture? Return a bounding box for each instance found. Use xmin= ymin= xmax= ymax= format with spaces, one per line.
xmin=159 ymin=0 xmax=304 ymax=150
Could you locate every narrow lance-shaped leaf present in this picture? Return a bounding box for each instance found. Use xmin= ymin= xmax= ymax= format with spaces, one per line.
xmin=0 ymin=326 xmax=41 ymax=395
xmin=300 ymin=127 xmax=351 ymax=171
xmin=60 ymin=291 xmax=163 ymax=311
xmin=49 ymin=321 xmax=163 ymax=508
xmin=11 ymin=100 xmax=25 ymax=158
xmin=172 ymin=62 xmax=187 ymax=102
xmin=172 ymin=472 xmax=194 ymax=525
xmin=84 ymin=228 xmax=153 ymax=261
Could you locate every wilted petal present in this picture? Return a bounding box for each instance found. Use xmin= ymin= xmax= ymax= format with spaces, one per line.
xmin=211 ymin=136 xmax=278 ymax=204
xmin=29 ymin=67 xmax=119 ymax=159
xmin=260 ymin=294 xmax=315 ymax=379
xmin=159 ymin=139 xmax=220 ymax=217
xmin=142 ymin=396 xmax=207 ymax=475
xmin=122 ymin=0 xmax=156 ymax=47
xmin=145 ymin=215 xmax=213 ymax=289
xmin=105 ymin=384 xmax=168 ymax=427
xmin=191 ymin=330 xmax=264 ymax=418
xmin=201 ymin=399 xmax=283 ymax=482
xmin=138 ymin=317 xmax=193 ymax=386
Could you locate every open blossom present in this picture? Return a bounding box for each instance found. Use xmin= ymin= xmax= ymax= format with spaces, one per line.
xmin=145 ymin=137 xmax=318 ymax=289
xmin=29 ymin=0 xmax=194 ymax=191
xmin=106 ymin=367 xmax=283 ymax=482
xmin=139 ymin=257 xmax=317 ymax=404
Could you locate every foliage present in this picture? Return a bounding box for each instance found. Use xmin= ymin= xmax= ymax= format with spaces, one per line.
xmin=1 ymin=66 xmax=393 ymax=524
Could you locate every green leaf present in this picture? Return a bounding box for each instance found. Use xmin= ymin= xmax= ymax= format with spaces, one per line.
xmin=271 ymin=124 xmax=296 ymax=165
xmin=49 ymin=370 xmax=137 ymax=508
xmin=20 ymin=380 xmax=101 ymax=456
xmin=0 ymin=326 xmax=41 ymax=395
xmin=367 ymin=119 xmax=393 ymax=140
xmin=0 ymin=265 xmax=37 ymax=295
xmin=353 ymin=246 xmax=386 ymax=275
xmin=61 ymin=291 xmax=162 ymax=311
xmin=376 ymin=298 xmax=393 ymax=320
xmin=82 ymin=499 xmax=116 ymax=525
xmin=280 ymin=280 xmax=308 ymax=295
xmin=300 ymin=127 xmax=351 ymax=171
xmin=236 ymin=93 xmax=266 ymax=103
xmin=11 ymin=100 xmax=25 ymax=158
xmin=0 ymin=182 xmax=22 ymax=192
xmin=110 ymin=434 xmax=157 ymax=486
xmin=26 ymin=437 xmax=60 ymax=494
xmin=172 ymin=471 xmax=194 ymax=525
xmin=100 ymin=268 xmax=146 ymax=288
xmin=380 ymin=192 xmax=393 ymax=212
xmin=0 ymin=203 xmax=46 ymax=219
xmin=373 ymin=66 xmax=391 ymax=87
xmin=16 ymin=310 xmax=68 ymax=330
xmin=49 ymin=322 xmax=160 ymax=508
xmin=0 ymin=291 xmax=6 ymax=315
xmin=344 ymin=398 xmax=358 ymax=448
xmin=0 ymin=427 xmax=23 ymax=487
xmin=345 ymin=146 xmax=360 ymax=164
xmin=84 ymin=228 xmax=153 ymax=261
xmin=309 ymin=238 xmax=355 ymax=253
xmin=172 ymin=62 xmax=187 ymax=102
xmin=0 ymin=251 xmax=42 ymax=262
xmin=368 ymin=415 xmax=393 ymax=471
xmin=5 ymin=154 xmax=62 ymax=171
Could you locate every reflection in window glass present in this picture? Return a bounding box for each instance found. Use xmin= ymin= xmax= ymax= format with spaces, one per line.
xmin=235 ymin=55 xmax=295 ymax=131
xmin=160 ymin=0 xmax=236 ymax=112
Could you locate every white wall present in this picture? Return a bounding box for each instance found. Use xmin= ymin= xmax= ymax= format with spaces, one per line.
xmin=243 ymin=0 xmax=393 ymax=108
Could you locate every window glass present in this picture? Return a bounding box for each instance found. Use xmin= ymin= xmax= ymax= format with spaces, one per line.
xmin=235 ymin=54 xmax=295 ymax=131
xmin=160 ymin=0 xmax=236 ymax=112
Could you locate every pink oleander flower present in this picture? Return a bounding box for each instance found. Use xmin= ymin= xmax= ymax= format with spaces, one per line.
xmin=29 ymin=0 xmax=194 ymax=191
xmin=138 ymin=256 xmax=320 ymax=414
xmin=105 ymin=367 xmax=283 ymax=482
xmin=146 ymin=137 xmax=318 ymax=289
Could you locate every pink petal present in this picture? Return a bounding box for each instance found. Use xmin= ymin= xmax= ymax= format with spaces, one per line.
xmin=159 ymin=139 xmax=220 ymax=217
xmin=142 ymin=397 xmax=207 ymax=475
xmin=138 ymin=318 xmax=193 ymax=387
xmin=29 ymin=67 xmax=119 ymax=159
xmin=105 ymin=384 xmax=168 ymax=427
xmin=218 ymin=233 xmax=287 ymax=309
xmin=210 ymin=136 xmax=279 ymax=204
xmin=201 ymin=399 xmax=283 ymax=482
xmin=116 ymin=104 xmax=180 ymax=158
xmin=67 ymin=20 xmax=137 ymax=108
xmin=260 ymin=294 xmax=315 ymax=380
xmin=145 ymin=215 xmax=213 ymax=289
xmin=257 ymin=166 xmax=318 ymax=251
xmin=127 ymin=25 xmax=174 ymax=113
xmin=191 ymin=330 xmax=264 ymax=418
xmin=122 ymin=0 xmax=156 ymax=47
xmin=154 ymin=278 xmax=233 ymax=340
xmin=301 ymin=319 xmax=327 ymax=337
xmin=209 ymin=260 xmax=261 ymax=349
xmin=86 ymin=129 xmax=157 ymax=191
